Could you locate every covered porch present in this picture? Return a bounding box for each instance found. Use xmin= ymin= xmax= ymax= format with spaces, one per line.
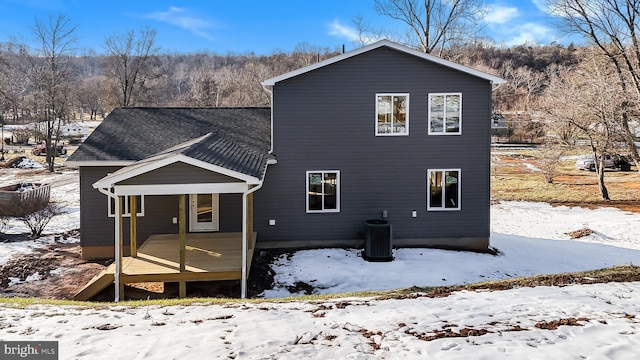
xmin=74 ymin=232 xmax=256 ymax=301
xmin=78 ymin=134 xmax=274 ymax=301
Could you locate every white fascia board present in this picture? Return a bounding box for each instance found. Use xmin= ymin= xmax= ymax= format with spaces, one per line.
xmin=93 ymin=154 xmax=261 ymax=189
xmin=261 ymin=39 xmax=505 ymax=86
xmin=113 ymin=182 xmax=249 ymax=196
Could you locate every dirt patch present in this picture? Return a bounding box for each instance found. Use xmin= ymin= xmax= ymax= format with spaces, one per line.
xmin=549 ymin=200 xmax=640 ymax=213
xmin=0 ymin=232 xmax=110 ymax=300
xmin=535 ymin=317 xmax=589 ymax=330
xmin=383 ymin=265 xmax=640 ymax=302
xmin=406 ymin=326 xmax=490 ymax=342
xmin=565 ymin=228 xmax=595 ymax=239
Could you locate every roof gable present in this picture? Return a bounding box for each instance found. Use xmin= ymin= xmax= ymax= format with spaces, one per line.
xmin=262 ymin=39 xmax=505 ymax=88
xmin=93 ymin=154 xmax=261 ymax=191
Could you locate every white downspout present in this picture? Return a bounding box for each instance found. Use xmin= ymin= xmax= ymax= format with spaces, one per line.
xmin=261 ymin=83 xmax=274 ymax=154
xmin=97 ymin=187 xmax=121 ymax=302
xmin=241 ymin=159 xmax=276 ymax=298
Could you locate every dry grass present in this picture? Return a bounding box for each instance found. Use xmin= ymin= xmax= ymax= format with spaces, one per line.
xmin=491 ymin=149 xmax=640 ymax=212
xmin=382 ymin=265 xmax=640 ymax=300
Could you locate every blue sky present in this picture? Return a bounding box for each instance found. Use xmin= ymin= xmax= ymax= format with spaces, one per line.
xmin=0 ymin=0 xmax=574 ymax=55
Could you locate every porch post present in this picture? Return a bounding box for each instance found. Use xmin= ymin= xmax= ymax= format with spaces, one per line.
xmin=241 ymin=192 xmax=248 ymax=298
xmin=114 ymin=195 xmax=123 ymax=302
xmin=178 ymin=194 xmax=187 ymax=298
xmin=129 ymin=195 xmax=137 ymax=258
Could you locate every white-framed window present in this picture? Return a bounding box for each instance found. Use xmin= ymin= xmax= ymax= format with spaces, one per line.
xmin=376 ymin=93 xmax=409 ymax=135
xmin=306 ymin=170 xmax=340 ymax=213
xmin=427 ymin=169 xmax=460 ymax=211
xmin=428 ymin=93 xmax=462 ymax=135
xmin=189 ymin=193 xmax=220 ymax=232
xmin=108 ymin=195 xmax=144 ymax=217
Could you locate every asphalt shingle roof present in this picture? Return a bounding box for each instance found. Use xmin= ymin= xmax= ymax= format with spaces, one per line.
xmin=68 ymin=107 xmax=272 ymax=179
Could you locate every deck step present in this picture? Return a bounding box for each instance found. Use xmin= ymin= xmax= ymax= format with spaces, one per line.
xmin=74 ymin=264 xmax=115 ymax=301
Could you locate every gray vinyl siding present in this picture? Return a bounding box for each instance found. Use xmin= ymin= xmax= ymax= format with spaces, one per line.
xmin=79 ymin=167 xmax=243 ymax=250
xmin=254 ymin=46 xmax=491 ymax=245
xmin=121 ymin=162 xmax=242 ymax=185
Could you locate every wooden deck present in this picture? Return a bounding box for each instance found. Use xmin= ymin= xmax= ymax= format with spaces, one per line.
xmin=75 ymin=232 xmax=256 ymax=301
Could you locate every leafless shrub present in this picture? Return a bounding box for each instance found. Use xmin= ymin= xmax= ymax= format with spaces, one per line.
xmin=16 ymin=202 xmax=64 ymax=238
xmin=10 ymin=127 xmax=32 ymax=144
xmin=9 ymin=192 xmax=49 ymax=217
xmin=537 ymin=144 xmax=566 ymax=183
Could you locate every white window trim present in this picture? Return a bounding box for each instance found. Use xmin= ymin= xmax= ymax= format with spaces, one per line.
xmin=427 ymin=169 xmax=461 ymax=211
xmin=375 ymin=93 xmax=410 ymax=136
xmin=108 ymin=195 xmax=145 ymax=218
xmin=189 ymin=193 xmax=220 ymax=232
xmin=306 ymin=170 xmax=340 ymax=213
xmin=428 ymin=92 xmax=462 ymax=135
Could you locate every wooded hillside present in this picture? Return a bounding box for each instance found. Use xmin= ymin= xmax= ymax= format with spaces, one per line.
xmin=0 ymin=41 xmax=580 ymax=123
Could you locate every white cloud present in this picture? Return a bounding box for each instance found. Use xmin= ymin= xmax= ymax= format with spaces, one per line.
xmin=486 ymin=5 xmax=519 ymax=24
xmin=143 ymin=7 xmax=215 ymax=40
xmin=327 ymin=19 xmax=381 ymax=45
xmin=501 ymin=22 xmax=555 ymax=46
xmin=327 ymin=19 xmax=360 ymax=42
xmin=532 ymin=0 xmax=550 ymax=13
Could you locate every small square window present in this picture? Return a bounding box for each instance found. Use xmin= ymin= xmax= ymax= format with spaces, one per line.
xmin=306 ymin=170 xmax=340 ymax=213
xmin=427 ymin=169 xmax=460 ymax=211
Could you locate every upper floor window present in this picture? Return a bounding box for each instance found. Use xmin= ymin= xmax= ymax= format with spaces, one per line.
xmin=108 ymin=195 xmax=144 ymax=217
xmin=427 ymin=169 xmax=460 ymax=211
xmin=428 ymin=93 xmax=462 ymax=135
xmin=306 ymin=170 xmax=340 ymax=213
xmin=376 ymin=94 xmax=409 ymax=136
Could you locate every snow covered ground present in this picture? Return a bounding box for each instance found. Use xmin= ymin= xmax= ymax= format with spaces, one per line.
xmin=264 ymin=201 xmax=640 ymax=297
xmin=2 ymin=281 xmax=640 ymax=358
xmin=2 ymin=168 xmax=640 ymax=358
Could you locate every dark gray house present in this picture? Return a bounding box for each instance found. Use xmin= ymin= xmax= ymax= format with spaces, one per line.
xmin=68 ymin=40 xmax=504 ymax=300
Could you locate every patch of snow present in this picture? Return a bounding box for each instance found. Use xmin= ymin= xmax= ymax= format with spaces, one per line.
xmin=15 ymin=158 xmax=43 ymax=169
xmin=0 ymin=239 xmax=41 ymax=266
xmin=24 ymin=272 xmax=42 ymax=282
xmin=2 ymin=282 xmax=640 ymax=358
xmin=561 ymin=155 xmax=586 ymax=161
xmin=264 ymin=201 xmax=640 ymax=297
xmin=523 ymin=162 xmax=541 ymax=172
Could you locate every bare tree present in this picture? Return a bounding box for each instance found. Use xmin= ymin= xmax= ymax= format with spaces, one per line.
xmin=182 ymin=68 xmax=219 ymax=107
xmin=0 ymin=44 xmax=30 ymax=121
xmin=542 ymin=55 xmax=632 ymax=200
xmin=549 ymin=0 xmax=640 ymax=166
xmin=19 ymin=13 xmax=77 ymax=172
xmin=77 ymin=76 xmax=108 ymax=120
xmin=103 ymin=27 xmax=160 ymax=107
xmin=372 ymin=0 xmax=486 ymax=55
